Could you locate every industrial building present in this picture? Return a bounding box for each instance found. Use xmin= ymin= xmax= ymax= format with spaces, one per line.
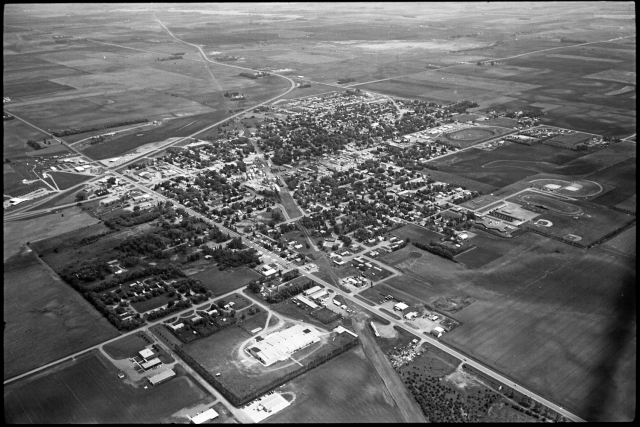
xmin=247 ymin=324 xmax=320 ymax=366
xmin=394 ymin=302 xmax=409 ymax=311
xmin=296 ymin=295 xmax=319 ymax=309
xmin=140 ymin=357 xmax=162 ymax=370
xmin=259 ymin=393 xmax=289 ymax=413
xmin=148 ymin=369 xmax=175 ymax=386
xmin=308 ymin=289 xmax=329 ymax=302
xmin=303 ymin=285 xmax=322 ymax=296
xmin=190 ymin=408 xmax=219 ymax=424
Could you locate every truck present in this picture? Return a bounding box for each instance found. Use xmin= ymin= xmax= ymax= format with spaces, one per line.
xmin=333 ymin=299 xmax=340 ymax=306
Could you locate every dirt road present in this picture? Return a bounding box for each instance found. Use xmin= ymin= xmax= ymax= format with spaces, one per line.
xmin=352 ymin=313 xmax=426 ymax=423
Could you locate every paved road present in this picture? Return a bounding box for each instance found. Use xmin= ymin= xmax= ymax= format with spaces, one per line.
xmin=352 ymin=313 xmax=427 ymax=422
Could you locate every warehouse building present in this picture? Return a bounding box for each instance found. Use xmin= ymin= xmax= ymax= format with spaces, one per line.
xmin=148 ymin=369 xmax=175 ymax=386
xmin=296 ymin=295 xmax=319 ymax=309
xmin=140 ymin=357 xmax=162 ymax=370
xmin=303 ymin=285 xmax=322 ymax=296
xmin=259 ymin=393 xmax=290 ymax=413
xmin=247 ymin=324 xmax=320 ymax=366
xmin=308 ymin=289 xmax=329 ymax=302
xmin=394 ymin=302 xmax=409 ymax=311
xmin=190 ymin=408 xmax=219 ymax=424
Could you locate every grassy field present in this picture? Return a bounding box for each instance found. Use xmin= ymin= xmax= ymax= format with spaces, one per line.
xmin=102 ymin=332 xmax=154 ymax=360
xmin=48 ymin=171 xmax=94 ymax=190
xmin=279 ymin=190 xmax=302 ymax=219
xmin=4 ymin=351 xmax=213 ymax=423
xmin=236 ymin=310 xmax=269 ymax=334
xmin=390 ymin=223 xmax=442 ymax=244
xmin=266 ymin=346 xmax=405 ymax=423
xmin=431 ymin=142 xmax=591 ymax=189
xmin=3 ymin=206 xmax=101 ymax=262
xmin=589 ymin=157 xmax=636 ymax=208
xmin=189 ymin=266 xmax=261 ymax=296
xmin=455 ymin=246 xmax=503 ymax=268
xmin=3 ymin=251 xmax=118 ymax=380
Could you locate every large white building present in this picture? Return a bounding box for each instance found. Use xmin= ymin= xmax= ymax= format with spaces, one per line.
xmin=247 ymin=324 xmax=320 ymax=366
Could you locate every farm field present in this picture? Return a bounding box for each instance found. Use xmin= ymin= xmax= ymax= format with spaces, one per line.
xmin=601 ymin=225 xmax=636 ymax=258
xmin=188 ymin=266 xmax=262 ymax=296
xmin=589 ymin=157 xmax=637 ymax=208
xmin=390 ymin=223 xmax=442 ymax=244
xmin=382 ymin=234 xmax=635 ymax=421
xmin=48 ymin=171 xmax=94 ymax=190
xmin=431 ymin=142 xmax=592 ymax=189
xmin=4 ymin=351 xmax=213 ymax=423
xmin=455 ymin=246 xmax=503 ymax=269
xmin=267 ymin=346 xmax=405 ymax=423
xmin=3 ymin=251 xmax=118 ymax=380
xmin=3 ymin=117 xmax=51 ymax=159
xmin=3 ymin=206 xmax=101 ymax=262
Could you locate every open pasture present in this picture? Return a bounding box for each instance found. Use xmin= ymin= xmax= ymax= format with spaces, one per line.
xmin=48 ymin=171 xmax=93 ymax=190
xmin=391 ymin=223 xmax=442 ymax=245
xmin=380 ymin=229 xmax=636 ymax=421
xmin=443 ymin=248 xmax=635 ymax=422
xmin=3 ymin=117 xmax=51 ymax=159
xmin=431 ymin=142 xmax=590 ymax=189
xmin=4 ymin=351 xmax=212 ymax=423
xmin=589 ymin=157 xmax=637 ymax=208
xmin=3 ymin=252 xmax=118 ymax=380
xmin=267 ymin=346 xmax=404 ymax=423
xmin=4 ymin=206 xmax=101 ymax=261
xmin=455 ymin=246 xmax=503 ymax=269
xmin=81 ymin=110 xmax=230 ymax=160
xmin=189 ymin=266 xmax=261 ymax=296
xmin=3 ymin=80 xmax=76 ymax=98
